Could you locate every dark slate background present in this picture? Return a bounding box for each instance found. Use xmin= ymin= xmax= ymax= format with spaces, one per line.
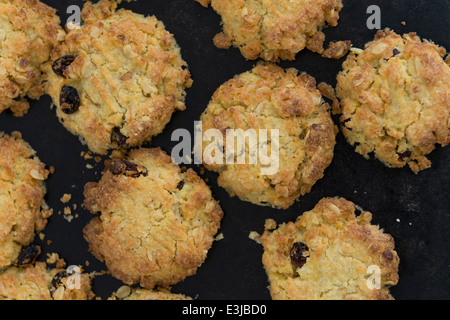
xmin=1 ymin=0 xmax=448 ymax=300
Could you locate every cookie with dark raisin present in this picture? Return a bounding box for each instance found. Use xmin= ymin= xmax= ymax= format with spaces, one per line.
xmin=0 ymin=132 xmax=52 ymax=268
xmin=0 ymin=262 xmax=94 ymax=300
xmin=336 ymin=29 xmax=450 ymax=173
xmin=83 ymin=148 xmax=223 ymax=289
xmin=43 ymin=0 xmax=192 ymax=154
xmin=258 ymin=197 xmax=400 ymax=300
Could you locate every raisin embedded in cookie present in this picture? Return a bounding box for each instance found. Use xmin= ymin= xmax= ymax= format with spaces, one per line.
xmin=200 ymin=63 xmax=338 ymax=209
xmin=259 ymin=197 xmax=400 ymax=300
xmin=0 ymin=0 xmax=64 ymax=116
xmin=196 ymin=0 xmax=343 ymax=61
xmin=44 ymin=0 xmax=193 ymax=155
xmin=336 ymin=29 xmax=450 ymax=173
xmin=83 ymin=148 xmax=223 ymax=289
xmin=0 ymin=262 xmax=94 ymax=300
xmin=110 ymin=286 xmax=192 ymax=300
xmin=0 ymin=132 xmax=52 ymax=268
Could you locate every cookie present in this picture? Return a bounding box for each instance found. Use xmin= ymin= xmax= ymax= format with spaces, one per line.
xmin=0 ymin=132 xmax=52 ymax=268
xmin=200 ymin=63 xmax=337 ymax=209
xmin=110 ymin=286 xmax=192 ymax=300
xmin=0 ymin=0 xmax=64 ymax=116
xmin=336 ymin=29 xmax=450 ymax=173
xmin=83 ymin=148 xmax=223 ymax=289
xmin=259 ymin=197 xmax=400 ymax=300
xmin=197 ymin=0 xmax=343 ymax=61
xmin=0 ymin=262 xmax=94 ymax=300
xmin=44 ymin=0 xmax=193 ymax=154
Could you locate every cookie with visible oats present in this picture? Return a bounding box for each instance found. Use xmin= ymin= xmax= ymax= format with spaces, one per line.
xmin=0 ymin=262 xmax=94 ymax=300
xmin=0 ymin=0 xmax=64 ymax=116
xmin=110 ymin=286 xmax=192 ymax=300
xmin=44 ymin=0 xmax=192 ymax=155
xmin=336 ymin=29 xmax=450 ymax=173
xmin=197 ymin=0 xmax=343 ymax=61
xmin=0 ymin=132 xmax=52 ymax=268
xmin=83 ymin=148 xmax=223 ymax=289
xmin=200 ymin=63 xmax=337 ymax=209
xmin=259 ymin=197 xmax=399 ymax=300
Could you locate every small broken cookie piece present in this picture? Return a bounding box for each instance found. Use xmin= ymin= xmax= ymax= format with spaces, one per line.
xmin=0 ymin=262 xmax=94 ymax=300
xmin=0 ymin=132 xmax=52 ymax=268
xmin=260 ymin=197 xmax=400 ymax=300
xmin=322 ymin=40 xmax=352 ymax=59
xmin=83 ymin=147 xmax=223 ymax=289
xmin=44 ymin=0 xmax=192 ymax=154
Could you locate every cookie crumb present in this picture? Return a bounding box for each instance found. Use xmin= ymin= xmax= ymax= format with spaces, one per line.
xmin=249 ymin=231 xmax=261 ymax=244
xmin=60 ymin=193 xmax=72 ymax=203
xmin=264 ymin=219 xmax=277 ymax=231
xmin=322 ymin=40 xmax=352 ymax=59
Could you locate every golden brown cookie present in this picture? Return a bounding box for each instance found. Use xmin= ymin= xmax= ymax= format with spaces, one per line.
xmin=83 ymin=148 xmax=223 ymax=289
xmin=44 ymin=0 xmax=192 ymax=154
xmin=336 ymin=29 xmax=450 ymax=173
xmin=0 ymin=132 xmax=52 ymax=268
xmin=200 ymin=63 xmax=337 ymax=209
xmin=0 ymin=0 xmax=64 ymax=116
xmin=110 ymin=286 xmax=192 ymax=300
xmin=197 ymin=0 xmax=343 ymax=61
xmin=259 ymin=197 xmax=400 ymax=300
xmin=0 ymin=262 xmax=94 ymax=300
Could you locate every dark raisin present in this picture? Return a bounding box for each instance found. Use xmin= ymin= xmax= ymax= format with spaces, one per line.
xmin=176 ymin=180 xmax=185 ymax=190
xmin=290 ymin=242 xmax=309 ymax=269
xmin=382 ymin=250 xmax=394 ymax=261
xmin=51 ymin=271 xmax=68 ymax=291
xmin=52 ymin=55 xmax=76 ymax=77
xmin=110 ymin=127 xmax=128 ymax=147
xmin=16 ymin=244 xmax=41 ymax=266
xmin=107 ymin=159 xmax=148 ymax=178
xmin=60 ymin=85 xmax=80 ymax=114
xmin=398 ymin=150 xmax=412 ymax=161
xmin=392 ymin=48 xmax=400 ymax=57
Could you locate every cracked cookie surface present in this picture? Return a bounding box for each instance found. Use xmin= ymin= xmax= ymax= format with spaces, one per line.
xmin=0 ymin=0 xmax=64 ymax=116
xmin=0 ymin=262 xmax=94 ymax=300
xmin=259 ymin=197 xmax=400 ymax=300
xmin=336 ymin=29 xmax=450 ymax=173
xmin=0 ymin=132 xmax=52 ymax=268
xmin=200 ymin=63 xmax=337 ymax=209
xmin=44 ymin=0 xmax=192 ymax=154
xmin=83 ymin=148 xmax=223 ymax=289
xmin=197 ymin=0 xmax=343 ymax=61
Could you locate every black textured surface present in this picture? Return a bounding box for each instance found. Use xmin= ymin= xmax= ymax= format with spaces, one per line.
xmin=1 ymin=0 xmax=449 ymax=300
